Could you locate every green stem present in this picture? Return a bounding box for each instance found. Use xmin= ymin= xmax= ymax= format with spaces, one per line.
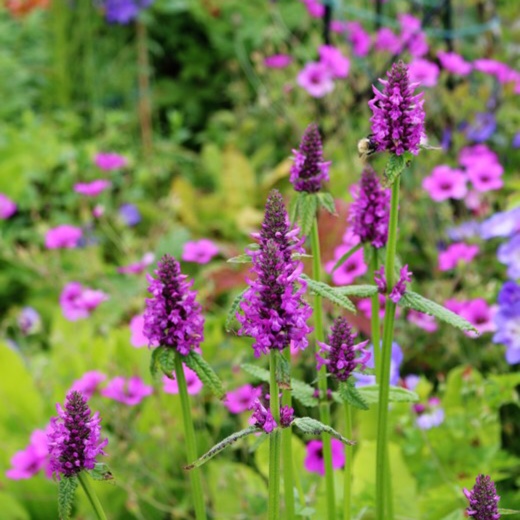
xmin=370 ymin=247 xmax=381 ymax=382
xmin=174 ymin=354 xmax=207 ymax=520
xmin=78 ymin=472 xmax=108 ymax=520
xmin=375 ymin=176 xmax=401 ymax=520
xmin=269 ymin=351 xmax=281 ymax=520
xmin=343 ymin=403 xmax=353 ymax=520
xmin=282 ymin=349 xmax=295 ymax=520
xmin=311 ymin=218 xmax=336 ymax=520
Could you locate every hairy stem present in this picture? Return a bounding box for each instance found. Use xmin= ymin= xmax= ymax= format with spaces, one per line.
xmin=78 ymin=471 xmax=108 ymax=520
xmin=343 ymin=403 xmax=353 ymax=520
xmin=269 ymin=351 xmax=281 ymax=520
xmin=282 ymin=349 xmax=295 ymax=520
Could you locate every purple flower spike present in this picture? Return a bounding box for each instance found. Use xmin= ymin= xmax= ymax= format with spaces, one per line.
xmin=349 ymin=168 xmax=390 ymax=248
xmin=463 ymin=474 xmax=501 ymax=520
xmin=144 ymin=255 xmax=204 ymax=355
xmin=290 ymin=123 xmax=331 ymax=193
xmin=368 ymin=61 xmax=426 ymax=156
xmin=375 ymin=265 xmax=412 ymax=303
xmin=317 ymin=316 xmax=371 ymax=382
xmin=250 ymin=399 xmax=277 ymax=433
xmin=279 ymin=406 xmax=295 ymax=427
xmin=48 ymin=391 xmax=108 ymax=479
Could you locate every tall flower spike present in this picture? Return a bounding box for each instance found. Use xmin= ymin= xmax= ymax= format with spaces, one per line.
xmin=290 ymin=123 xmax=331 ymax=193
xmin=349 ymin=167 xmax=391 ymax=248
xmin=316 ymin=316 xmax=371 ymax=381
xmin=368 ymin=61 xmax=425 ymax=156
xmin=143 ymin=255 xmax=204 ymax=355
xmin=463 ymin=474 xmax=501 ymax=520
xmin=48 ymin=391 xmax=108 ymax=478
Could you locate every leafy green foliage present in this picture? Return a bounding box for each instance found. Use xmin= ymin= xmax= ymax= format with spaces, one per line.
xmin=184 ymin=351 xmax=225 ymax=399
xmin=317 ymin=192 xmax=336 ymax=215
xmin=337 ymin=379 xmax=369 ymax=410
xmin=226 ymin=254 xmax=252 ymax=264
xmin=300 ymin=275 xmax=356 ymax=312
xmin=88 ymin=463 xmax=114 ymax=482
xmin=225 ymin=289 xmax=247 ymax=332
xmin=356 ymin=385 xmax=419 ymax=404
xmin=294 ymin=192 xmax=318 ymax=236
xmin=292 ymin=417 xmax=355 ymax=445
xmin=333 ymin=284 xmax=379 ymax=298
xmin=58 ymin=476 xmax=78 ymax=520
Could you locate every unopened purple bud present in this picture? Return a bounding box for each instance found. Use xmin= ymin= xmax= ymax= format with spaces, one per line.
xmin=463 ymin=474 xmax=501 ymax=520
xmin=250 ymin=399 xmax=277 ymax=433
xmin=280 ymin=406 xmax=295 ymax=427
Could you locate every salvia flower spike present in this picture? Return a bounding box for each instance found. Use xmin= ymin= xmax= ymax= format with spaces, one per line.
xmin=463 ymin=474 xmax=501 ymax=520
xmin=368 ymin=61 xmax=425 ymax=156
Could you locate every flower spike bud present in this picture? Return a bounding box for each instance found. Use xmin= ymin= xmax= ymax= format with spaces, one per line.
xmin=463 ymin=474 xmax=501 ymax=520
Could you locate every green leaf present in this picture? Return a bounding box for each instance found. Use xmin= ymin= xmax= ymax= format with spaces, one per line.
xmin=88 ymin=463 xmax=114 ymax=482
xmin=227 ymin=254 xmax=252 ymax=264
xmin=356 ymin=385 xmax=419 ymax=404
xmin=331 ymin=243 xmax=363 ymax=273
xmin=226 ymin=288 xmax=247 ymax=332
xmin=301 ymin=274 xmax=356 ymax=313
xmin=333 ymin=284 xmax=379 ymax=298
xmin=383 ymin=154 xmax=406 ymax=187
xmin=241 ymin=363 xmax=270 ymax=383
xmin=317 ymin=192 xmax=337 ymax=215
xmin=185 ymin=426 xmax=261 ymax=470
xmin=498 ymin=509 xmax=520 ymax=515
xmin=58 ymin=476 xmax=78 ymax=520
xmin=292 ymin=417 xmax=355 ymax=445
xmin=289 ymin=193 xmax=301 ymax=225
xmin=399 ymin=291 xmax=478 ymax=334
xmin=150 ymin=347 xmax=163 ymax=378
xmin=158 ymin=347 xmax=176 ymax=376
xmin=184 ymin=351 xmax=225 ymax=399
xmin=298 ymin=193 xmax=318 ymax=236
xmin=338 ymin=379 xmax=369 ymax=410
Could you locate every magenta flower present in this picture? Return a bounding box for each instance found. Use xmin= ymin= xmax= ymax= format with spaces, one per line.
xmin=297 ymin=62 xmax=335 ymax=98
xmin=60 ymin=282 xmax=109 ymax=321
xmin=0 ymin=193 xmax=17 ymax=219
xmin=407 ymin=310 xmax=438 ymax=332
xmin=414 ymin=397 xmax=445 ymax=430
xmin=398 ymin=14 xmax=429 ymax=57
xmin=74 ymin=180 xmax=112 ymax=197
xmin=48 ymin=391 xmax=108 ymax=478
xmin=130 ymin=314 xmax=154 ymax=348
xmin=300 ymin=0 xmax=324 ymax=18
xmin=224 ymin=384 xmax=263 ymax=414
xmin=459 ymin=299 xmax=496 ymax=337
xmin=463 ymin=474 xmax=501 ymax=520
xmin=358 ymin=294 xmax=386 ymax=320
xmin=118 ymin=252 xmax=155 ymax=275
xmin=466 ymin=162 xmax=503 ymax=193
xmin=70 ymin=371 xmax=107 ymax=400
xmin=101 ymin=376 xmax=153 ymax=405
xmin=290 ymin=123 xmax=331 ymax=193
xmin=408 ymin=59 xmax=440 ymax=88
xmin=345 ymin=22 xmax=371 ymax=57
xmin=304 ymin=439 xmax=345 ymax=475
xmin=94 ymin=152 xmax=128 ymax=170
xmin=143 ymin=255 xmax=204 ymax=355
xmin=163 ymin=365 xmax=203 ymax=395
xmin=438 ymin=243 xmax=480 ymax=271
xmin=375 ymin=28 xmax=401 ymax=54
xmin=368 ymin=61 xmax=425 ymax=156
xmin=318 ymin=45 xmax=350 ymax=78
xmin=250 ymin=399 xmax=277 ymax=433
xmin=6 ymin=429 xmax=51 ymax=480
xmin=437 ymin=51 xmax=472 ymax=76
xmin=45 ymin=225 xmax=83 ymax=249
xmin=181 ymin=239 xmax=219 ymax=264
xmin=325 ymin=243 xmax=368 ymax=286
xmin=422 ymin=165 xmax=467 ymax=202
xmin=264 ymin=54 xmax=293 ymax=69
xmin=375 ymin=265 xmax=412 ymax=303
xmin=473 ymin=58 xmax=517 ymax=83
xmin=458 ymin=144 xmax=498 ymax=169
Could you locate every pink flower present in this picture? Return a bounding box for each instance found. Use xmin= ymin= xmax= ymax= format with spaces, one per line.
xmin=70 ymin=371 xmax=107 ymax=399
xmin=408 ymin=59 xmax=440 ymax=87
xmin=399 ymin=14 xmax=429 ymax=57
xmin=297 ymin=62 xmax=335 ymax=98
xmin=74 ymin=180 xmax=112 ymax=197
xmin=301 ymin=0 xmax=324 ymax=18
xmin=163 ymin=365 xmax=203 ymax=395
xmin=437 ymin=51 xmax=472 ymax=76
xmin=438 ymin=243 xmax=480 ymax=271
xmin=101 ymin=376 xmax=153 ymax=405
xmin=130 ymin=314 xmax=156 ymax=348
xmin=422 ymin=165 xmax=467 ymax=202
xmin=92 ymin=205 xmax=105 ymax=218
xmin=318 ymin=45 xmax=350 ymax=78
xmin=357 ymin=294 xmax=401 ymax=321
xmin=94 ymin=152 xmax=128 ymax=171
xmin=459 ymin=299 xmax=497 ymax=337
xmin=118 ymin=252 xmax=155 ymax=274
xmin=473 ymin=59 xmax=518 ymax=83
xmin=444 ymin=298 xmax=465 ymax=315
xmin=6 ymin=429 xmax=51 ymax=480
xmin=264 ymin=54 xmax=293 ymax=69
xmin=346 ymin=22 xmax=371 ymax=57
xmin=304 ymin=439 xmax=345 ymax=475
xmin=181 ymin=239 xmax=219 ymax=264
xmin=458 ymin=144 xmax=498 ymax=169
xmin=224 ymin=384 xmax=263 ymax=414
xmin=45 ymin=225 xmax=83 ymax=249
xmin=325 ymin=243 xmax=367 ymax=286
xmin=60 ymin=282 xmax=108 ymax=321
xmin=466 ymin=162 xmax=503 ymax=193
xmin=407 ymin=309 xmax=438 ymax=332
xmin=0 ymin=193 xmax=17 ymax=219
xmin=375 ymin=28 xmax=401 ymax=54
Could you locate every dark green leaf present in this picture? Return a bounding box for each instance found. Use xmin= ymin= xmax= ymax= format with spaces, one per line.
xmin=301 ymin=274 xmax=356 ymax=313
xmin=338 ymin=379 xmax=369 ymax=410
xmin=88 ymin=463 xmax=114 ymax=481
xmin=58 ymin=476 xmax=78 ymax=520
xmin=289 ymin=194 xmax=301 ymax=225
xmin=241 ymin=363 xmax=270 ymax=383
xmin=158 ymin=347 xmax=176 ymax=377
xmin=185 ymin=426 xmax=261 ymax=470
xmin=150 ymin=346 xmax=163 ymax=378
xmin=226 ymin=288 xmax=247 ymax=332
xmin=317 ymin=192 xmax=337 ymax=215
xmin=227 ymin=254 xmax=252 ymax=264
xmin=383 ymin=154 xmax=406 ymax=187
xmin=184 ymin=351 xmax=225 ymax=399
xmin=399 ymin=291 xmax=478 ymax=334
xmin=331 ymin=243 xmax=363 ymax=273
xmin=333 ymin=285 xmax=379 ymax=298
xmin=292 ymin=417 xmax=355 ymax=445
xmin=356 ymin=385 xmax=419 ymax=404
xmin=298 ymin=193 xmax=318 ymax=236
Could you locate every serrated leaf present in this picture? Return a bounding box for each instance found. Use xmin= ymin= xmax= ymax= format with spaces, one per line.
xmin=227 ymin=254 xmax=252 ymax=264
xmin=185 ymin=426 xmax=261 ymax=470
xmin=88 ymin=463 xmax=114 ymax=481
xmin=333 ymin=285 xmax=379 ymax=298
xmin=289 ymin=194 xmax=301 ymax=225
xmin=276 ymin=351 xmax=290 ymax=388
xmin=150 ymin=347 xmax=163 ymax=378
xmin=399 ymin=291 xmax=478 ymax=334
xmin=383 ymin=154 xmax=406 ymax=187
xmin=356 ymin=385 xmax=419 ymax=404
xmin=184 ymin=351 xmax=225 ymax=399
xmin=58 ymin=476 xmax=78 ymax=520
xmin=298 ymin=193 xmax=318 ymax=236
xmin=292 ymin=417 xmax=355 ymax=445
xmin=338 ymin=379 xmax=369 ymax=410
xmin=158 ymin=347 xmax=176 ymax=376
xmin=301 ymin=274 xmax=356 ymax=313
xmin=317 ymin=192 xmax=337 ymax=215
xmin=498 ymin=508 xmax=520 ymax=515
xmin=241 ymin=363 xmax=270 ymax=383
xmin=331 ymin=243 xmax=363 ymax=273
xmin=226 ymin=288 xmax=248 ymax=332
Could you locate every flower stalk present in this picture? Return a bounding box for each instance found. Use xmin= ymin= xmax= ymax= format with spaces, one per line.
xmin=282 ymin=348 xmax=296 ymax=520
xmin=78 ymin=472 xmax=108 ymax=520
xmin=268 ymin=351 xmax=282 ymax=520
xmin=370 ymin=247 xmax=382 ymax=381
xmin=343 ymin=403 xmax=353 ymax=520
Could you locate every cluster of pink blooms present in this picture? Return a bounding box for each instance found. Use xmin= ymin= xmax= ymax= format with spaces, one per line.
xmin=118 ymin=252 xmax=155 ymax=275
xmin=407 ymin=309 xmax=438 ymax=332
xmin=445 ymin=298 xmax=497 ymax=337
xmin=0 ymin=193 xmax=17 ymax=219
xmin=74 ymin=179 xmax=112 ymax=197
xmin=181 ymin=239 xmax=219 ymax=264
xmin=224 ymin=384 xmax=263 ymax=414
xmin=60 ymin=282 xmax=109 ymax=321
xmin=438 ymin=242 xmax=480 ymax=271
xmin=325 ymin=229 xmax=367 ymax=286
xmin=6 ymin=428 xmax=52 ymax=480
xmin=94 ymin=152 xmax=128 ymax=171
xmin=45 ymin=224 xmax=83 ymax=249
xmin=304 ymin=438 xmax=345 ymax=476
